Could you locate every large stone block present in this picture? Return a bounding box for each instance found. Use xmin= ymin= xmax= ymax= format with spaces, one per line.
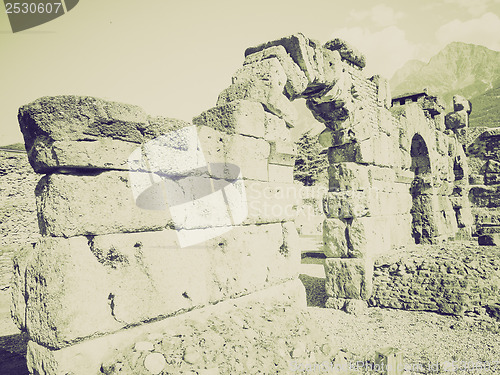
xmin=305 ymin=72 xmax=355 ymax=127
xmin=243 ymin=181 xmax=299 ymax=224
xmin=347 ymin=216 xmax=391 ymax=258
xmin=324 ymin=258 xmax=373 ymax=300
xmin=264 ymin=112 xmax=291 ymax=143
xmin=268 ymin=163 xmax=294 ymax=183
xmin=21 ymin=224 xmax=298 ymax=348
xmin=389 ymin=213 xmax=413 ymax=247
xmin=323 ymin=218 xmax=348 ymax=258
xmin=484 ymin=159 xmax=500 ymax=173
xmin=323 ymin=189 xmax=392 ymax=218
xmin=18 ymin=96 xmax=189 ymax=173
xmin=36 ymin=171 xmax=172 ymax=237
xmin=323 ymin=190 xmax=370 ymax=218
xmin=368 ymin=165 xmax=397 ymax=192
xmin=233 ymin=58 xmax=287 ymax=89
xmin=197 ymin=126 xmax=270 ymax=181
xmin=323 ymin=38 xmax=366 ymax=69
xmin=26 ymin=139 xmax=141 ymax=173
xmin=328 ymin=162 xmax=370 ymax=191
xmin=216 ymin=78 xmax=297 ymax=128
xmin=245 ymin=33 xmax=331 ymax=88
xmin=192 ymin=100 xmax=266 ymax=138
xmin=445 ymin=110 xmax=468 ymax=130
xmin=18 ymin=96 xmax=148 ymax=148
xmin=129 ymin=123 xmax=270 ymax=181
xmin=318 ymin=125 xmax=371 ymax=148
xmin=244 ymin=45 xmax=308 ymax=98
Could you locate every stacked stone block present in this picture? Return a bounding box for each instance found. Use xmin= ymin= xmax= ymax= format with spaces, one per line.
xmin=13 ymin=86 xmax=304 ymax=373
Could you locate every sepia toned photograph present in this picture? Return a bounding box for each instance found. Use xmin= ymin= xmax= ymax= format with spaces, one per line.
xmin=0 ymin=1 xmax=499 ymax=374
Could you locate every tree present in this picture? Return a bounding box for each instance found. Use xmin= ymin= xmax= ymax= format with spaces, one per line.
xmin=293 ymin=130 xmax=328 ymax=186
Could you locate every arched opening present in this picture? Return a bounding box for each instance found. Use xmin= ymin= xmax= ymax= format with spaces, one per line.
xmin=409 ymin=134 xmax=433 ymax=244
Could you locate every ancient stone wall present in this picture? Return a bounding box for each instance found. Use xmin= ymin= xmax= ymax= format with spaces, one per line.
xmin=10 ymin=32 xmax=476 ymax=373
xmin=317 ymin=58 xmax=472 ymax=308
xmin=12 ymin=43 xmax=311 ymax=373
xmin=370 ymin=243 xmax=500 ymax=317
xmin=467 ymin=126 xmax=500 ymax=243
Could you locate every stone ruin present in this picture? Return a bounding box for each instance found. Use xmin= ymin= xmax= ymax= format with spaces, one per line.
xmin=12 ymin=33 xmax=475 ymax=374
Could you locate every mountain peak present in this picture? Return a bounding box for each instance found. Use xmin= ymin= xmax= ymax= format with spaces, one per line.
xmin=390 ymin=42 xmax=500 ymax=128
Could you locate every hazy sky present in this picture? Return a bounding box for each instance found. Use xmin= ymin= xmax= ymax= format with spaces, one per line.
xmin=1 ymin=0 xmax=500 ymax=145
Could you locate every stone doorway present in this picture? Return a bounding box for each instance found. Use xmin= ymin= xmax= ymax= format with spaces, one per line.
xmin=410 ymin=134 xmax=433 ymax=244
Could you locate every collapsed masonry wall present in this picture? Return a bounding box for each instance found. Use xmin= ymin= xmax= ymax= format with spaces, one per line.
xmin=467 ymin=127 xmax=500 ymax=244
xmin=370 ymin=243 xmax=500 ymax=317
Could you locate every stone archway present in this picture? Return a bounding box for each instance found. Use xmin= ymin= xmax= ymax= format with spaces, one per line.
xmin=409 ymin=134 xmax=434 ymax=244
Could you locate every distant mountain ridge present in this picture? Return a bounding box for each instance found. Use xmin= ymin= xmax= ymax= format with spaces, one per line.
xmin=390 ymin=42 xmax=500 ymax=128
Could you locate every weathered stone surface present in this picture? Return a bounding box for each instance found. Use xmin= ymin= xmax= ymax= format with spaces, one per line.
xmin=445 ymin=110 xmax=468 ymax=130
xmin=24 ymin=279 xmax=306 ymax=375
xmin=318 ymin=125 xmax=371 ymax=148
xmin=324 ymin=38 xmax=366 ymax=69
xmin=324 ymin=258 xmax=373 ymax=300
xmin=18 ymin=96 xmax=191 ymax=173
xmin=323 ymin=188 xmax=408 ymax=219
xmin=192 ymin=100 xmax=266 ymax=138
xmin=244 ymin=45 xmax=308 ymax=98
xmin=268 ymin=140 xmax=296 ymax=166
xmin=216 ymin=77 xmax=297 ymax=128
xmin=268 ymin=164 xmax=294 ymax=183
xmin=484 ymin=173 xmax=500 ymax=185
xmin=453 ymin=95 xmax=471 ymax=114
xmin=243 ymin=181 xmax=298 ymax=224
xmin=18 ymin=96 xmax=148 ymax=147
xmin=328 ymin=162 xmax=370 ymax=191
xmin=467 ymin=129 xmax=500 ymax=161
xmin=245 ymin=33 xmax=331 ymax=88
xmin=478 ymin=234 xmax=500 ymax=246
xmin=144 ymin=353 xmax=166 ymax=374
xmin=305 ymin=72 xmax=355 ymax=127
xmin=370 ymin=75 xmax=391 ymax=109
xmin=11 ymin=243 xmax=35 ymax=331
xmin=347 ymin=216 xmax=391 ymax=258
xmin=323 ymin=190 xmax=371 ymax=219
xmin=323 ymin=218 xmax=348 ymax=258
xmin=263 ymin=113 xmax=291 ymax=142
xmin=233 ymin=58 xmax=287 ymax=89
xmin=422 ymin=95 xmax=445 ymax=116
xmin=371 ymin=245 xmax=499 ymax=316
xmin=327 ymin=133 xmax=396 ymax=167
xmin=344 ymin=299 xmax=367 ymax=315
xmin=197 ymin=126 xmax=270 ymax=181
xmin=35 ymin=171 xmax=172 ymax=237
xmin=26 ymin=139 xmax=142 ymax=173
xmin=321 ymin=47 xmax=343 ymax=87
xmin=20 ymin=224 xmax=298 ymax=348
